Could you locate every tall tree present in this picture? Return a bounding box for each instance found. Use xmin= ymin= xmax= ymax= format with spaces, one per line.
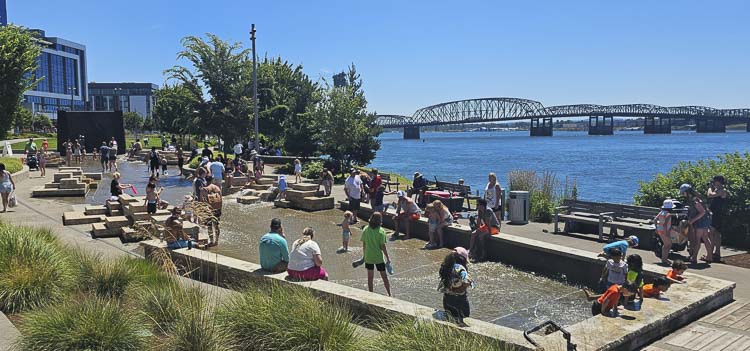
xmin=153 ymin=83 xmax=199 ymax=137
xmin=319 ymin=64 xmax=381 ymax=172
xmin=0 ymin=25 xmax=41 ymax=139
xmin=166 ymin=34 xmax=253 ymax=152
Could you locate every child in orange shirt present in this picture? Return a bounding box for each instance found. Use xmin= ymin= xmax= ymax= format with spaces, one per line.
xmin=666 ymin=260 xmax=688 ymax=284
xmin=583 ymin=282 xmax=636 ymax=317
xmin=643 ymin=277 xmax=671 ymax=298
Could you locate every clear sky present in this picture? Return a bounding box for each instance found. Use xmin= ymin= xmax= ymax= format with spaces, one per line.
xmin=8 ymin=0 xmax=749 ymax=114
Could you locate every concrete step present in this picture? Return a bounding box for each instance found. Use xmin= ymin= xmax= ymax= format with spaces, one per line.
xmin=183 ymin=222 xmax=200 ymax=237
xmin=106 ymin=200 xmax=122 ymax=212
xmin=123 ymin=203 xmax=147 ymax=216
xmin=299 ymin=196 xmax=335 ymax=211
xmin=110 ymin=209 xmax=124 ymax=216
xmin=59 ymin=178 xmax=85 ymax=189
xmin=286 ymin=189 xmax=319 ymax=203
xmin=82 ymin=172 xmax=102 ymax=180
xmin=33 ymin=187 xmax=87 ymax=197
xmin=44 ymin=183 xmax=60 ymax=189
xmin=231 ymin=176 xmax=251 ymax=186
xmin=237 ymin=195 xmax=261 ymax=205
xmin=256 ymin=190 xmax=277 ymax=202
xmin=150 ymin=215 xmax=171 ymax=226
xmin=248 ymin=184 xmax=270 ymax=191
xmin=84 ymin=205 xmax=108 ymax=216
xmin=90 ymin=222 xmax=117 ymax=238
xmin=63 ymin=212 xmax=105 ymax=225
xmin=290 ymin=183 xmax=319 ymax=191
xmin=255 ymin=178 xmax=275 ymax=185
xmin=274 ymin=199 xmax=292 ymax=208
xmin=104 ymin=216 xmax=130 ymax=230
xmin=131 ymin=210 xmax=170 ymax=222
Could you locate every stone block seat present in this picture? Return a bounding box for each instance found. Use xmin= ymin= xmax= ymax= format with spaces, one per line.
xmin=91 ymin=222 xmax=118 ymax=238
xmin=84 ymin=205 xmax=108 ymax=216
xmin=237 ymin=195 xmax=261 ymax=205
xmin=63 ymin=211 xmax=105 ymax=225
xmin=277 ymin=184 xmax=333 ymax=211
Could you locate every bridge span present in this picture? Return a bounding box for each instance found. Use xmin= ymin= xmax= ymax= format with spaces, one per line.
xmin=375 ymin=97 xmax=750 ymax=138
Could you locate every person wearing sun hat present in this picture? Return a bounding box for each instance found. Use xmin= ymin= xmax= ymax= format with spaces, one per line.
xmin=438 ymin=247 xmax=473 ymax=327
xmin=654 ymin=199 xmax=676 ymax=264
xmin=391 ymin=190 xmax=421 ymax=241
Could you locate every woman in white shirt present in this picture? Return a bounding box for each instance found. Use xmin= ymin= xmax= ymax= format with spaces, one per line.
xmin=287 ymin=227 xmax=329 ymax=281
xmin=484 ymin=172 xmax=503 ymax=227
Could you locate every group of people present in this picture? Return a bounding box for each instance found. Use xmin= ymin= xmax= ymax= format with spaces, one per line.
xmin=97 ymin=137 xmax=120 ymax=172
xmin=584 ymin=235 xmax=689 ymax=318
xmin=23 ymin=138 xmax=49 ymax=177
xmin=653 ymin=177 xmax=729 ymax=265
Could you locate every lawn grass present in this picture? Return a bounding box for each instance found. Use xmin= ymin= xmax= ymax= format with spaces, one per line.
xmin=10 ymin=138 xmax=57 ymax=151
xmin=0 ymin=158 xmax=23 ymax=174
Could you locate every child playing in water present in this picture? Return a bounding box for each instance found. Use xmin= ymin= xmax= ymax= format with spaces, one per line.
xmin=599 ymin=248 xmax=628 ymax=292
xmin=277 ymin=175 xmax=288 ymax=200
xmin=160 ymin=154 xmax=168 ymax=175
xmin=338 ymin=211 xmax=353 ymax=253
xmin=666 ymin=260 xmax=688 ymax=284
xmin=643 ymin=277 xmax=671 ymax=298
xmin=597 ymin=236 xmax=639 ymax=258
xmin=144 ymin=183 xmax=161 ymax=214
xmin=625 ymin=254 xmax=644 ymax=304
xmin=424 ymin=203 xmax=439 ymax=249
xmin=583 ymin=282 xmax=636 ymax=317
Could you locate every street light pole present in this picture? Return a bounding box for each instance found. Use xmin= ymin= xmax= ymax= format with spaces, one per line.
xmin=68 ymin=87 xmax=75 ymax=111
xmin=251 ymin=24 xmax=259 ymax=153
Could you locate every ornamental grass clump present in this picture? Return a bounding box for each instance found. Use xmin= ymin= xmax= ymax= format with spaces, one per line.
xmin=0 ymin=223 xmax=75 ymax=313
xmin=370 ymin=318 xmax=506 ymax=351
xmin=159 ymin=287 xmax=234 ymax=351
xmin=217 ymin=285 xmax=362 ymax=351
xmin=77 ymin=255 xmax=169 ymax=299
xmin=18 ymin=297 xmax=147 ymax=351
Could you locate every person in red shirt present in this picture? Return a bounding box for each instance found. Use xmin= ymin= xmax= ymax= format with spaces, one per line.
xmin=583 ymin=282 xmax=636 ymax=317
xmin=370 ymin=169 xmax=382 ymax=198
xmin=643 ymin=277 xmax=671 ymax=298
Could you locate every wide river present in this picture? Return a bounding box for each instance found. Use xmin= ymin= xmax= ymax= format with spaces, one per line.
xmin=369 ymin=130 xmax=750 ymax=203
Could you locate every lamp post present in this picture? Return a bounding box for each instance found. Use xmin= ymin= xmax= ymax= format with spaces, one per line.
xmin=250 ymin=24 xmax=259 ymax=153
xmin=68 ymin=87 xmax=75 ymax=111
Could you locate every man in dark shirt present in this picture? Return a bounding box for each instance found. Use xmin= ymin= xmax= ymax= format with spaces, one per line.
xmin=201 ymin=144 xmax=214 ymax=159
xmin=409 ymin=172 xmax=428 ymax=206
xmin=99 ymin=142 xmax=109 ymax=172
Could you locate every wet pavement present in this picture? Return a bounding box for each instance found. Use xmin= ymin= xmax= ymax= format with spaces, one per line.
xmin=212 ymin=202 xmax=591 ymax=330
xmin=52 ymin=158 xmax=590 ymax=330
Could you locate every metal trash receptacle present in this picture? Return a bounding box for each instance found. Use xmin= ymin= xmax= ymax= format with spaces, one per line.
xmin=509 ymin=191 xmax=530 ymax=224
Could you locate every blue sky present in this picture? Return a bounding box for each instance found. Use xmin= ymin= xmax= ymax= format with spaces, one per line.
xmin=9 ymin=0 xmax=749 ymax=114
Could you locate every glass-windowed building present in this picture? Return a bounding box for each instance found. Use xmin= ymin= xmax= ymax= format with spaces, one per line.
xmin=88 ymin=82 xmax=158 ymax=119
xmin=21 ymin=29 xmax=88 ymax=120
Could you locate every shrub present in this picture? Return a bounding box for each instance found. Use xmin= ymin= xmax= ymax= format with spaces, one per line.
xmin=18 ymin=297 xmax=146 ymax=351
xmin=370 ymin=318 xmax=506 ymax=351
xmin=0 ymin=157 xmax=23 ymax=174
xmin=0 ymin=223 xmax=75 ymax=313
xmin=635 ymin=152 xmax=750 ymax=248
xmin=302 ymin=160 xmax=325 ymax=180
xmin=217 ymin=285 xmax=361 ymax=351
xmin=507 ymin=170 xmax=576 ymax=223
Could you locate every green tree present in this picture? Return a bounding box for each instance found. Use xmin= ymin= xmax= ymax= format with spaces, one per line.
xmin=32 ymin=113 xmax=52 ymax=131
xmin=0 ymin=25 xmax=41 ymax=140
xmin=123 ymin=111 xmax=143 ymax=134
xmin=153 ymin=83 xmax=199 ymax=138
xmin=319 ymin=64 xmax=381 ymax=172
xmin=167 ymin=34 xmax=253 ymax=153
xmin=11 ymin=106 xmax=33 ymax=131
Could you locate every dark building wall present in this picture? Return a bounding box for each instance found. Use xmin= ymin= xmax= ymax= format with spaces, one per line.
xmin=57 ymin=111 xmax=125 ymax=154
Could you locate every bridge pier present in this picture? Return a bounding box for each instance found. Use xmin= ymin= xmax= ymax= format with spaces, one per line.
xmin=530 ymin=117 xmax=553 ymax=136
xmin=747 ymin=120 xmax=750 ymax=132
xmin=588 ymin=116 xmax=613 ymax=135
xmin=696 ymin=118 xmax=726 ymax=133
xmin=644 ymin=116 xmax=671 ymax=134
xmin=404 ymin=126 xmax=421 ymax=139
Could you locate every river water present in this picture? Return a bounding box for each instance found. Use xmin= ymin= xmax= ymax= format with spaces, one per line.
xmin=369 ymin=130 xmax=750 ymax=203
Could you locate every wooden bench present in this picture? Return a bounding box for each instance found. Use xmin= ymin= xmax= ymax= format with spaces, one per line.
xmin=435 ymin=181 xmax=482 ymax=211
xmin=380 ymin=173 xmax=400 ymax=191
xmin=554 ymin=199 xmax=658 ymax=244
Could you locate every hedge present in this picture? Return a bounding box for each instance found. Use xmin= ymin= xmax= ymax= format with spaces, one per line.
xmin=634 ymin=152 xmax=750 ymax=248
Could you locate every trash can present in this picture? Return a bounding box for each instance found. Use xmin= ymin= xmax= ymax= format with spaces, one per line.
xmin=509 ymin=191 xmax=530 ymax=224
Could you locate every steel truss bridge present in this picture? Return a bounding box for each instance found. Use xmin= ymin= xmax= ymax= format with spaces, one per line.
xmin=377 ymin=97 xmax=749 ymax=127
xmin=376 ymin=97 xmax=750 ymax=138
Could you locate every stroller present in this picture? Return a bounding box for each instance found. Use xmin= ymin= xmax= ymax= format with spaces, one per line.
xmin=26 ymin=154 xmax=39 ymax=171
xmin=651 ymin=200 xmax=690 ymax=258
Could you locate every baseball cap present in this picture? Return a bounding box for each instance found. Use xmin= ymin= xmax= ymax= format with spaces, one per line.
xmin=270 ymin=218 xmax=282 ymax=229
xmin=454 ymin=247 xmax=469 ymax=261
xmin=628 ymin=235 xmax=640 ymax=247
xmin=679 ymin=183 xmax=692 ymax=195
xmin=397 ymin=190 xmax=406 ymax=198
xmin=662 ymin=199 xmax=674 ymax=210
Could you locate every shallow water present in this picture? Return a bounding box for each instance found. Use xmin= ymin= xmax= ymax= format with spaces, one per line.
xmin=63 ymin=158 xmax=591 ymax=330
xmin=213 ymin=203 xmax=591 ymax=330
